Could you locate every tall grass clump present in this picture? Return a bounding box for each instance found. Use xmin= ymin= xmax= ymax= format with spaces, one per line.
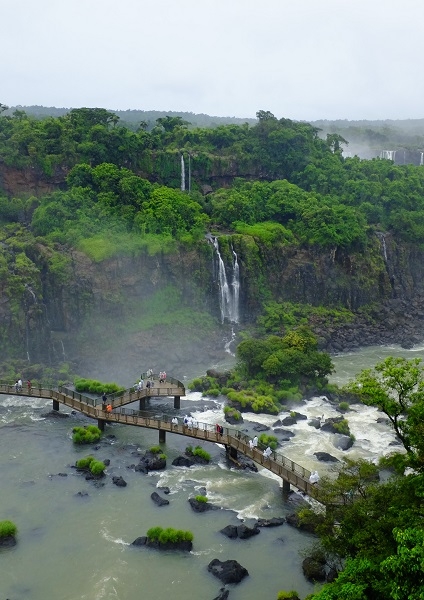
xmin=146 ymin=526 xmax=193 ymax=543
xmin=0 ymin=520 xmax=17 ymax=539
xmin=74 ymin=377 xmax=125 ymax=395
xmin=72 ymin=425 xmax=102 ymax=444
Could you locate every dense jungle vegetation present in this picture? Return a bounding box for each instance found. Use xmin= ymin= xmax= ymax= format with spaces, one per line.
xmin=1 ymin=105 xmax=424 ymax=598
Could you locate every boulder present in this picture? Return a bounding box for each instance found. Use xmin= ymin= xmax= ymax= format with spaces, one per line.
xmin=333 ymin=434 xmax=354 ymax=451
xmin=137 ymin=451 xmax=166 ymax=472
xmin=207 ymin=559 xmax=249 ymax=584
xmin=188 ymin=498 xmax=218 ymax=513
xmin=281 ymin=416 xmax=297 ymax=426
xmin=220 ymin=523 xmax=259 ymax=539
xmin=237 ymin=523 xmax=260 ymax=539
xmin=0 ymin=535 xmax=16 ymax=548
xmin=321 ymin=417 xmax=347 ymax=434
xmin=213 ymin=588 xmax=229 ymax=600
xmin=302 ymin=557 xmax=326 ymax=582
xmin=172 ymin=456 xmax=195 ymax=467
xmin=286 ymin=513 xmax=317 ymax=534
xmin=112 ymin=475 xmax=127 ymax=487
xmin=131 ymin=536 xmax=192 ymax=551
xmin=273 ymin=428 xmax=295 ymax=440
xmin=313 ymin=452 xmax=340 ymax=463
xmin=308 ymin=418 xmax=321 ymax=429
xmin=151 ymin=491 xmax=169 ymax=506
xmin=158 ymin=486 xmax=170 ymax=494
xmin=252 ymin=423 xmax=270 ymax=432
xmin=256 ymin=517 xmax=285 ymax=527
xmin=220 ymin=525 xmax=238 ymax=539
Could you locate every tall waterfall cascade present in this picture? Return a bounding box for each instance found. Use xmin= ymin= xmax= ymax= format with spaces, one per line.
xmin=180 ymin=154 xmax=185 ymax=192
xmin=212 ymin=237 xmax=240 ymax=324
xmin=420 ymin=152 xmax=424 ymax=166
xmin=380 ymin=150 xmax=396 ymax=161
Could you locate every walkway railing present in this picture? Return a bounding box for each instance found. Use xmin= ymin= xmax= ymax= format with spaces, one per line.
xmin=0 ymin=380 xmax=313 ymax=495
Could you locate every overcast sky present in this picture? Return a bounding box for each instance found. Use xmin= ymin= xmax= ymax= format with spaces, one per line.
xmin=3 ymin=0 xmax=424 ymax=121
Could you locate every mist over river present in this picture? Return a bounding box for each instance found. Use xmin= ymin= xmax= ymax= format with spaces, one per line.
xmin=2 ymin=343 xmax=423 ymax=600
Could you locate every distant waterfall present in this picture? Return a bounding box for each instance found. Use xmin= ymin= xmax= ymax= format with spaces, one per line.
xmin=420 ymin=152 xmax=424 ymax=166
xmin=375 ymin=232 xmax=388 ymax=262
xmin=212 ymin=237 xmax=240 ymax=324
xmin=380 ymin=150 xmax=396 ymax=161
xmin=181 ymin=154 xmax=186 ymax=191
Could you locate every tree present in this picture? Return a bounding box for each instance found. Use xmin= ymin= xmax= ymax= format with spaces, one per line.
xmin=346 ymin=356 xmax=424 ymax=469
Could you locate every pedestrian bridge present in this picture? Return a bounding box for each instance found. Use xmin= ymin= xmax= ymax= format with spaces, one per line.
xmin=0 ymin=378 xmax=315 ymax=497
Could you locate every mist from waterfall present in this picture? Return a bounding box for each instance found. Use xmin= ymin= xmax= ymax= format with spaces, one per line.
xmin=180 ymin=154 xmax=185 ymax=191
xmin=212 ymin=237 xmax=240 ymax=324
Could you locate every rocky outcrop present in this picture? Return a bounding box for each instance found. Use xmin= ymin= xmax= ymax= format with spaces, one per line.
xmin=151 ymin=491 xmax=169 ymax=506
xmin=220 ymin=523 xmax=260 ymax=539
xmin=135 ymin=451 xmax=166 ymax=473
xmin=172 ymin=456 xmax=195 ymax=467
xmin=333 ymin=434 xmax=354 ymax=451
xmin=0 ymin=535 xmax=17 ymax=548
xmin=131 ymin=536 xmax=192 ymax=551
xmin=207 ymin=559 xmax=249 ymax=584
xmin=188 ymin=497 xmax=219 ymax=513
xmin=112 ymin=476 xmax=127 ymax=487
xmin=212 ymin=588 xmax=229 ymax=600
xmin=314 ymin=452 xmax=340 ymax=463
xmin=302 ymin=556 xmax=326 ymax=582
xmin=256 ymin=517 xmax=285 ymax=527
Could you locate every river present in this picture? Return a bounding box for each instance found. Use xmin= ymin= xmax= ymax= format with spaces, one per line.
xmin=2 ymin=343 xmax=423 ymax=600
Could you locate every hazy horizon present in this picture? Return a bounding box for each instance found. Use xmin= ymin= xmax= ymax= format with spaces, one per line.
xmin=3 ymin=0 xmax=424 ymax=122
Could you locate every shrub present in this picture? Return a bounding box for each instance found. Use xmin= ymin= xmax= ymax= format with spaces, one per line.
xmin=149 ymin=446 xmax=161 ymax=454
xmin=202 ymin=387 xmax=220 ymax=397
xmin=188 ymin=378 xmax=203 ymax=391
xmin=290 ymin=411 xmax=296 ymax=418
xmin=72 ymin=425 xmax=102 ymax=444
xmin=74 ymin=377 xmax=125 ymax=395
xmin=76 ymin=456 xmax=95 ymax=469
xmin=258 ymin=433 xmax=278 ymax=450
xmin=146 ymin=526 xmax=193 ymax=543
xmin=277 ymin=591 xmax=300 ymax=600
xmin=90 ymin=460 xmax=106 ymax=476
xmin=192 ymin=446 xmax=211 ymax=462
xmin=159 ymin=454 xmax=167 ymax=460
xmin=195 ymin=495 xmax=208 ymax=503
xmin=333 ymin=418 xmax=350 ymax=436
xmin=338 ymin=401 xmax=350 ymax=412
xmin=0 ymin=520 xmax=17 ymax=538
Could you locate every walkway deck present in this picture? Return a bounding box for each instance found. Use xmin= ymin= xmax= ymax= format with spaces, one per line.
xmin=0 ymin=381 xmax=315 ymax=496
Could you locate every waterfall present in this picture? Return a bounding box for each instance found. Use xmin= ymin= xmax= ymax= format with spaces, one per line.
xmin=420 ymin=152 xmax=424 ymax=166
xmin=376 ymin=232 xmax=388 ymax=262
xmin=60 ymin=340 xmax=66 ymax=361
xmin=181 ymin=154 xmax=185 ymax=191
xmin=212 ymin=237 xmax=240 ymax=324
xmin=380 ymin=150 xmax=396 ymax=161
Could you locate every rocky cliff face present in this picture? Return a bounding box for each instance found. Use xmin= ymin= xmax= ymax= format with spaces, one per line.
xmin=2 ymin=225 xmax=424 ymax=383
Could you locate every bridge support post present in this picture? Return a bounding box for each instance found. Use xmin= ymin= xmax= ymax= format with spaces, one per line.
xmin=159 ymin=429 xmax=166 ymax=444
xmin=226 ymin=446 xmax=238 ymax=460
xmin=282 ymin=479 xmax=291 ymax=497
xmin=52 ymin=399 xmax=60 ymax=412
xmin=97 ymin=419 xmax=105 ymax=431
xmin=173 ymin=396 xmax=180 ymax=409
xmin=139 ymin=398 xmax=146 ymax=410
